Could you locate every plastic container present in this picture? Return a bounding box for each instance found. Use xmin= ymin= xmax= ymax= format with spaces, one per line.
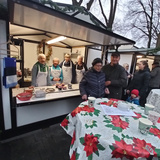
xmin=16 ymin=92 xmax=32 ymax=101
xmin=35 ymin=90 xmax=46 ymax=98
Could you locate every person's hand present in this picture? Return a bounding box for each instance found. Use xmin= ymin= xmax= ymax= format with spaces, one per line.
xmin=105 ymin=88 xmax=110 ymax=94
xmin=126 ymin=90 xmax=130 ymax=94
xmin=53 ymin=78 xmax=60 ymax=81
xmin=105 ymin=81 xmax=111 ymax=86
xmin=82 ymin=94 xmax=87 ymax=100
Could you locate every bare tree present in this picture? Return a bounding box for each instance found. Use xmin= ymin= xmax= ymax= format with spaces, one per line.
xmin=118 ymin=0 xmax=160 ymax=48
xmin=98 ymin=0 xmax=117 ymax=30
xmin=72 ymin=0 xmax=94 ymax=10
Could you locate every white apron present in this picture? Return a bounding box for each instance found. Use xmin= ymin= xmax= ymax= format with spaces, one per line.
xmin=62 ymin=61 xmax=72 ymax=84
xmin=36 ymin=65 xmax=48 ymax=87
xmin=50 ymin=67 xmax=62 ymax=85
xmin=76 ymin=65 xmax=85 ymax=83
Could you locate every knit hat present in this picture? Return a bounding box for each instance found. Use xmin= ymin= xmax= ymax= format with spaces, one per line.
xmin=92 ymin=58 xmax=102 ymax=66
xmin=131 ymin=89 xmax=139 ymax=97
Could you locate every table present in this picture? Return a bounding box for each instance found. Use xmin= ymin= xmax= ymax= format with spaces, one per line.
xmin=61 ymin=98 xmax=160 ymax=160
xmin=147 ymin=89 xmax=160 ymax=113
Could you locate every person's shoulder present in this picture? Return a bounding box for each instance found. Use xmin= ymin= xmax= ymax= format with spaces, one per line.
xmin=117 ymin=64 xmax=125 ymax=70
xmin=102 ymin=64 xmax=109 ymax=70
xmin=33 ymin=62 xmax=38 ymax=67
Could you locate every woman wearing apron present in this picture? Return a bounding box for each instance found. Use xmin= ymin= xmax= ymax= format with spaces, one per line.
xmin=59 ymin=53 xmax=76 ymax=84
xmin=50 ymin=57 xmax=63 ymax=85
xmin=31 ymin=54 xmax=52 ymax=87
xmin=75 ymin=55 xmax=88 ymax=83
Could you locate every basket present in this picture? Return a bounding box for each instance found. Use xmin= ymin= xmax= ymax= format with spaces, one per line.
xmin=16 ymin=92 xmax=32 ymax=101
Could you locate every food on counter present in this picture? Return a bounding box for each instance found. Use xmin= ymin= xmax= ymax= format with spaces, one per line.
xmin=25 ymin=88 xmax=33 ymax=93
xmin=45 ymin=88 xmax=55 ymax=93
xmin=62 ymin=86 xmax=67 ymax=90
xmin=16 ymin=92 xmax=32 ymax=101
xmin=56 ymin=83 xmax=67 ymax=90
xmin=61 ymin=83 xmax=65 ymax=86
xmin=58 ymin=85 xmax=62 ymax=90
xmin=55 ymin=83 xmax=60 ymax=88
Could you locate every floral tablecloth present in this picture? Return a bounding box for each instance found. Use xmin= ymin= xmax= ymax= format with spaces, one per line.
xmin=61 ymin=98 xmax=160 ymax=160
xmin=147 ymin=89 xmax=160 ymax=113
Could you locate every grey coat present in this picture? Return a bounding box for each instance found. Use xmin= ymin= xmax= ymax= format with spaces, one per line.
xmin=102 ymin=63 xmax=127 ymax=99
xmin=79 ymin=68 xmax=106 ymax=98
xmin=149 ymin=66 xmax=160 ymax=88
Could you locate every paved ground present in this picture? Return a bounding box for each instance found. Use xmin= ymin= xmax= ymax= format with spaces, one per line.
xmin=0 ymin=123 xmax=71 ymax=160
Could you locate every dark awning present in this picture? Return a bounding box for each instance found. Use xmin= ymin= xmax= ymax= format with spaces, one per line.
xmin=9 ymin=0 xmax=135 ymax=47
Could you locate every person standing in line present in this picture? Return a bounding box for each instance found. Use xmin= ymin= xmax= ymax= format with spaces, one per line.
xmin=31 ymin=54 xmax=52 ymax=87
xmin=127 ymin=60 xmax=150 ymax=107
xmin=75 ymin=55 xmax=88 ymax=83
xmin=59 ymin=53 xmax=76 ymax=84
xmin=102 ymin=52 xmax=127 ymax=99
xmin=148 ymin=61 xmax=160 ymax=94
xmin=80 ymin=58 xmax=109 ymax=100
xmin=50 ymin=57 xmax=63 ymax=85
xmin=122 ymin=63 xmax=133 ymax=100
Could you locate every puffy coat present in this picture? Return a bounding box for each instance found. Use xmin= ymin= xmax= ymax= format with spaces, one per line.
xmin=126 ymin=97 xmax=140 ymax=105
xmin=79 ymin=68 xmax=105 ymax=98
xmin=127 ymin=68 xmax=150 ymax=97
xmin=102 ymin=63 xmax=127 ymax=99
xmin=149 ymin=66 xmax=160 ymax=88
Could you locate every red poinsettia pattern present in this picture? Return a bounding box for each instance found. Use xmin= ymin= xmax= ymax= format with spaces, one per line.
xmin=133 ymin=138 xmax=157 ymax=158
xmin=133 ymin=112 xmax=142 ymax=119
xmin=111 ymin=139 xmax=138 ymax=159
xmin=100 ymin=100 xmax=118 ymax=108
xmin=111 ymin=116 xmax=129 ymax=129
xmin=70 ymin=151 xmax=76 ymax=160
xmin=83 ymin=134 xmax=99 ymax=157
xmin=71 ymin=131 xmax=76 ymax=146
xmin=71 ymin=105 xmax=94 ymax=117
xmin=158 ymin=117 xmax=160 ymax=123
xmin=61 ymin=117 xmax=69 ymax=129
xmin=150 ymin=128 xmax=160 ymax=139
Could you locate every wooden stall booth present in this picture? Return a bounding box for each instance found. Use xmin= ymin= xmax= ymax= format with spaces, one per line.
xmin=0 ymin=0 xmax=135 ymax=140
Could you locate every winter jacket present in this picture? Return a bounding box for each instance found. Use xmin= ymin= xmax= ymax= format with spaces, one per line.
xmin=102 ymin=63 xmax=127 ymax=99
xmin=149 ymin=66 xmax=160 ymax=88
xmin=127 ymin=68 xmax=151 ymax=97
xmin=126 ymin=97 xmax=140 ymax=105
xmin=79 ymin=68 xmax=105 ymax=98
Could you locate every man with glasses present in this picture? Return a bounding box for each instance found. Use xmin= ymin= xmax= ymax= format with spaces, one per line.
xmin=102 ymin=52 xmax=127 ymax=99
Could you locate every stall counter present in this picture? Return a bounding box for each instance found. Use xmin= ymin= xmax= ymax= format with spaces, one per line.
xmin=12 ymin=84 xmax=80 ymax=105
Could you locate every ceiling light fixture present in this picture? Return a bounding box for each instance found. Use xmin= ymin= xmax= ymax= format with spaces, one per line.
xmin=137 ymin=55 xmax=142 ymax=58
xmin=46 ymin=36 xmax=66 ymax=44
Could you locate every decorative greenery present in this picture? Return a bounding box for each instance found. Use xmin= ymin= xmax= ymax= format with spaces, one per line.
xmin=37 ymin=40 xmax=44 ymax=55
xmin=147 ymin=46 xmax=160 ymax=55
xmin=46 ymin=45 xmax=53 ymax=62
xmin=39 ymin=0 xmax=103 ymax=28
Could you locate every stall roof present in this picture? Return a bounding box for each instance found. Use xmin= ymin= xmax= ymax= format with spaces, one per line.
xmin=9 ymin=0 xmax=135 ymax=47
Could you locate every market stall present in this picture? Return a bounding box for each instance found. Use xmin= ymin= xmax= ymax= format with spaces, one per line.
xmin=0 ymin=0 xmax=135 ymax=140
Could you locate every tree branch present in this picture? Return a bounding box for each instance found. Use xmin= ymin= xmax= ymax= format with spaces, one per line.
xmin=98 ymin=0 xmax=108 ymax=27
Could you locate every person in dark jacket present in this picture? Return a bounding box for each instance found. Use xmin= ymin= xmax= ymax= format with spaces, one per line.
xmin=79 ymin=58 xmax=109 ymax=100
xmin=127 ymin=60 xmax=150 ymax=107
xmin=148 ymin=62 xmax=160 ymax=93
xmin=102 ymin=52 xmax=127 ymax=99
